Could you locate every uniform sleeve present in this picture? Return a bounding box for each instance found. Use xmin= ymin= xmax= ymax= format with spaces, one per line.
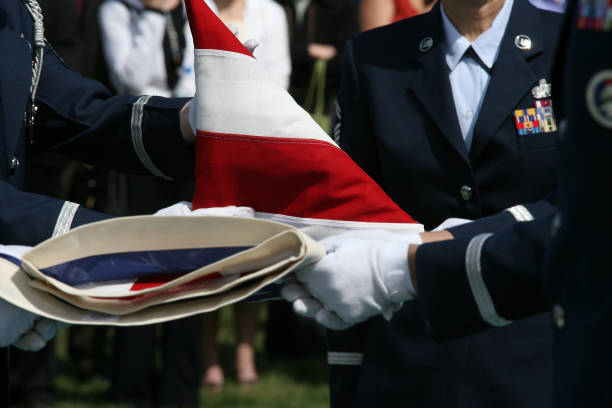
xmin=449 ymin=193 xmax=558 ymax=237
xmin=415 ymin=212 xmax=555 ymax=342
xmin=1 ymin=37 xmax=193 ymax=246
xmin=0 ymin=181 xmax=112 ymax=246
xmin=34 ymin=43 xmax=194 ymax=181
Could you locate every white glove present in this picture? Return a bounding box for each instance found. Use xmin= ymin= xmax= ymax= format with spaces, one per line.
xmin=432 ymin=217 xmax=472 ymax=231
xmin=1 ymin=245 xmax=62 ymax=351
xmin=226 ymin=24 xmax=260 ymax=54
xmin=243 ymin=39 xmax=259 ymax=54
xmin=188 ymin=98 xmax=197 ymax=136
xmin=154 ymin=201 xmax=255 ymax=218
xmin=281 ymin=230 xmax=422 ymax=330
xmin=0 ymin=299 xmax=39 ymax=349
xmin=11 ymin=318 xmax=63 ymax=351
xmin=187 ymin=37 xmax=259 ymax=135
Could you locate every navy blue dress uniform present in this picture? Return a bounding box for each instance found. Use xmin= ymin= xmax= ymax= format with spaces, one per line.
xmin=415 ymin=197 xmax=558 ymax=341
xmin=412 ymin=0 xmax=612 ymax=404
xmin=0 ymin=0 xmax=193 ymax=403
xmin=546 ymin=0 xmax=612 ymax=404
xmin=0 ymin=0 xmax=192 ymax=245
xmin=329 ymin=0 xmax=565 ymax=407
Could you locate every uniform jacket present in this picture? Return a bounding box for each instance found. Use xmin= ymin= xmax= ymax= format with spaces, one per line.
xmin=416 ymin=197 xmax=558 ymax=341
xmin=546 ymin=0 xmax=612 ymax=405
xmin=409 ymin=0 xmax=612 ymax=404
xmin=331 ymin=0 xmax=564 ymax=407
xmin=1 ymin=1 xmax=193 ymax=402
xmin=0 ymin=0 xmax=193 ymax=246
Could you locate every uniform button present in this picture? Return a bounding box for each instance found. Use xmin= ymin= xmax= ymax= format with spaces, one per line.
xmin=9 ymin=157 xmax=20 ymax=175
xmin=551 ymin=213 xmax=562 ymax=237
xmin=552 ymin=303 xmax=565 ymax=329
xmin=460 ymin=185 xmax=472 ymax=201
xmin=464 ymin=110 xmax=474 ymax=119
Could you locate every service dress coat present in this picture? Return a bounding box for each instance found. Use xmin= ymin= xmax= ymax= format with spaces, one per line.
xmin=0 ymin=1 xmax=193 ymax=401
xmin=412 ymin=0 xmax=612 ymax=404
xmin=0 ymin=0 xmax=192 ymax=245
xmin=330 ymin=0 xmax=565 ymax=407
xmin=546 ymin=0 xmax=612 ymax=405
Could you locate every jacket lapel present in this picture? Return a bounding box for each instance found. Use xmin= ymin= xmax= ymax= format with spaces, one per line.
xmin=0 ymin=25 xmax=32 ymax=164
xmin=406 ymin=4 xmax=469 ymax=163
xmin=469 ymin=0 xmax=544 ymax=161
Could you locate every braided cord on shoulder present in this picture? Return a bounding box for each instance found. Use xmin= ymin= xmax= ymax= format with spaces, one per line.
xmin=21 ymin=0 xmax=45 ymax=132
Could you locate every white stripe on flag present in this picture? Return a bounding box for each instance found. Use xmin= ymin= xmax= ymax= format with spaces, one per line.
xmin=195 ymin=49 xmax=334 ymax=143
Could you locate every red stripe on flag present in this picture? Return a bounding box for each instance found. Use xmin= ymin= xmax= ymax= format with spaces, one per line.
xmin=92 ymin=272 xmax=228 ymax=301
xmin=193 ymin=131 xmax=416 ymax=224
xmin=185 ymin=0 xmax=253 ymax=57
xmin=129 ymin=272 xmax=224 ymax=292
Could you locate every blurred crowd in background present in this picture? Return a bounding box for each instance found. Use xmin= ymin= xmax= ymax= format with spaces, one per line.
xmin=10 ymin=0 xmax=436 ymax=406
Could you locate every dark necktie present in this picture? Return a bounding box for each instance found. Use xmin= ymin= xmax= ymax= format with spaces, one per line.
xmin=464 ymin=46 xmax=492 ymax=74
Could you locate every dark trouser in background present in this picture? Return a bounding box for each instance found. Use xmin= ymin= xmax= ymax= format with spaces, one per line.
xmin=112 ymin=315 xmax=203 ymax=408
xmin=1 ymin=348 xmax=9 ymax=407
xmin=9 ymin=343 xmax=56 ymax=406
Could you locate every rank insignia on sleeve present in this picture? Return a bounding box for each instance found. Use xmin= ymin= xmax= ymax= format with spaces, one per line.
xmin=586 ymin=70 xmax=612 ymax=129
xmin=514 ymin=99 xmax=558 ymax=135
xmin=577 ymin=0 xmax=612 ymax=31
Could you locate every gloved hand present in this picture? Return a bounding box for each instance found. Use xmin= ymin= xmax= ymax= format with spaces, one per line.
xmin=0 ymin=299 xmax=39 ymax=349
xmin=186 ymin=37 xmax=259 ymax=137
xmin=1 ymin=245 xmax=62 ymax=351
xmin=0 ymin=296 xmax=60 ymax=351
xmin=154 ymin=201 xmax=255 ymax=218
xmin=432 ymin=217 xmax=472 ymax=231
xmin=281 ymin=230 xmax=422 ymax=330
xmin=11 ymin=317 xmax=63 ymax=351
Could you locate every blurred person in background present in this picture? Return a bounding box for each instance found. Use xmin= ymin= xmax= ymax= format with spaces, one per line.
xmin=98 ymin=0 xmax=202 ymax=406
xmin=206 ymin=0 xmax=291 ymax=88
xmin=198 ymin=0 xmax=291 ymax=390
xmin=277 ymin=0 xmax=359 ymax=123
xmin=99 ymin=0 xmax=195 ymax=97
xmin=359 ymin=0 xmax=437 ymax=31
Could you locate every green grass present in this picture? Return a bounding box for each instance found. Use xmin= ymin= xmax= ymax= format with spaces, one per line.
xmin=199 ymin=367 xmax=329 ymax=408
xmin=44 ymin=305 xmax=329 ymax=408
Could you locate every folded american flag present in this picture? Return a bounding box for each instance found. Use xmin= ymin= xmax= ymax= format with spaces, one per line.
xmin=186 ymin=0 xmax=420 ymax=231
xmin=0 ymin=216 xmax=322 ymax=324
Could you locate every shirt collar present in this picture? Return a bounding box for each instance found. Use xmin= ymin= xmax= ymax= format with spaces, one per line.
xmin=441 ymin=0 xmax=514 ymax=71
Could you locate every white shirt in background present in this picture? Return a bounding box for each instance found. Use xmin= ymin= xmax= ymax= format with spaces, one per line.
xmin=99 ymin=0 xmax=196 ymax=97
xmin=206 ymin=0 xmax=292 ymax=90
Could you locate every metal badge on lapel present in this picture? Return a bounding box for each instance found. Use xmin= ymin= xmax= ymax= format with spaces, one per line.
xmin=419 ymin=37 xmax=434 ymax=52
xmin=514 ymin=35 xmax=532 ymax=50
xmin=532 ymin=79 xmax=552 ymax=99
xmin=577 ymin=0 xmax=612 ymax=31
xmin=514 ymin=99 xmax=558 ymax=135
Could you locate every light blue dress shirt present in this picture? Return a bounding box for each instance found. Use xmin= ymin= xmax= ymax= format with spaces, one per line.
xmin=441 ymin=0 xmax=514 ymax=151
